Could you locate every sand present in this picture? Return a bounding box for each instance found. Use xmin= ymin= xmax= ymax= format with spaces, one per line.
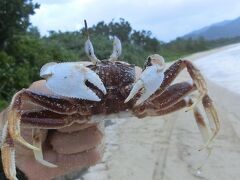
xmin=77 ymin=46 xmax=240 ymax=180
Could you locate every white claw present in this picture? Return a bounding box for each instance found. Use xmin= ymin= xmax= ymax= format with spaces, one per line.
xmin=110 ymin=36 xmax=122 ymax=61
xmin=85 ymin=69 xmax=107 ymax=95
xmin=125 ymin=65 xmax=164 ymax=105
xmin=33 ymin=129 xmax=58 ymax=168
xmin=40 ymin=62 xmax=106 ymax=101
xmin=124 ymin=80 xmax=143 ymax=103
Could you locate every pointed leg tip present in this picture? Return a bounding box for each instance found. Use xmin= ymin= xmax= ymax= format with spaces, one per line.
xmin=49 ymin=164 xmax=58 ymax=168
xmin=30 ymin=145 xmax=41 ymax=151
xmin=19 ymin=139 xmax=40 ymax=151
xmin=198 ymin=142 xmax=212 ymax=152
xmin=40 ymin=161 xmax=58 ymax=168
xmin=33 ymin=149 xmax=58 ymax=168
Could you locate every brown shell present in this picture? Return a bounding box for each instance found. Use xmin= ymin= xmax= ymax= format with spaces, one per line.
xmin=77 ymin=60 xmax=136 ymax=115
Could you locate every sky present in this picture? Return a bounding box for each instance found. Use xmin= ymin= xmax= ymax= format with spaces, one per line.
xmin=30 ymin=0 xmax=240 ymax=42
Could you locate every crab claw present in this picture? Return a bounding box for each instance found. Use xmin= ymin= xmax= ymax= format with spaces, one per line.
xmin=125 ymin=54 xmax=165 ymax=106
xmin=40 ymin=62 xmax=106 ymax=101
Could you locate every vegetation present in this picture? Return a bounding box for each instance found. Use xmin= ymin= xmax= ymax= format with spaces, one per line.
xmin=1 ymin=1 xmax=240 ymax=110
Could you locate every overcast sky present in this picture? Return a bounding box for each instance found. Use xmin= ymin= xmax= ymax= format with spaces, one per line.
xmin=31 ymin=0 xmax=240 ymax=42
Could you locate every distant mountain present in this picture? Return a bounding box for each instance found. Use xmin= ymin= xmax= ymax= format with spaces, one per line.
xmin=183 ymin=17 xmax=240 ymax=40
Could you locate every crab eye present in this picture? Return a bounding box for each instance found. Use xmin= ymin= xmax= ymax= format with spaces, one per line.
xmin=88 ymin=49 xmax=92 ymax=56
xmin=143 ymin=57 xmax=152 ymax=70
xmin=147 ymin=57 xmax=153 ymax=66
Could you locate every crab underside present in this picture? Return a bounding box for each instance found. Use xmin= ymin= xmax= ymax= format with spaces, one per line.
xmin=0 ymin=36 xmax=220 ymax=180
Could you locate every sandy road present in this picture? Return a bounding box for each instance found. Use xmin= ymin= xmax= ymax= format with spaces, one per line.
xmin=76 ymin=46 xmax=240 ymax=180
xmin=80 ymin=80 xmax=240 ymax=180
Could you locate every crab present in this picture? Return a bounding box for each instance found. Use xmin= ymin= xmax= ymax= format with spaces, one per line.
xmin=0 ymin=36 xmax=220 ymax=180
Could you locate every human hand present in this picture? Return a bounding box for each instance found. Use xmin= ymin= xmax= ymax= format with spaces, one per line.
xmin=16 ymin=122 xmax=104 ymax=180
xmin=1 ymin=80 xmax=105 ymax=180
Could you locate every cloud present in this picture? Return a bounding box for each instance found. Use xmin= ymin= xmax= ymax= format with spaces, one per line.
xmin=31 ymin=0 xmax=240 ymax=41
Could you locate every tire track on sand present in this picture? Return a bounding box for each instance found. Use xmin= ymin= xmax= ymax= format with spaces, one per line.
xmin=152 ymin=114 xmax=177 ymax=180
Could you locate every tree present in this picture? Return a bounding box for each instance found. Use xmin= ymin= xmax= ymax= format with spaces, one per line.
xmin=109 ymin=18 xmax=132 ymax=42
xmin=0 ymin=0 xmax=40 ymax=49
xmin=131 ymin=30 xmax=160 ymax=52
xmin=92 ymin=21 xmax=110 ymax=37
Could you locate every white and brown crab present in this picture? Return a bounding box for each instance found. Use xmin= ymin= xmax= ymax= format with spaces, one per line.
xmin=0 ymin=36 xmax=220 ymax=180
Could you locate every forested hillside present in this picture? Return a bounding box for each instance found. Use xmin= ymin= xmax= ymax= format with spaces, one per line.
xmin=183 ymin=17 xmax=240 ymax=40
xmin=1 ymin=0 xmax=239 ymax=109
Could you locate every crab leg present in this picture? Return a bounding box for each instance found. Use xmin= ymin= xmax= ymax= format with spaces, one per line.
xmin=133 ymin=80 xmax=219 ymax=149
xmin=133 ymin=98 xmax=190 ymax=118
xmin=1 ymin=133 xmax=17 ymax=180
xmin=135 ymin=94 xmax=213 ymax=149
xmin=19 ymin=90 xmax=78 ymax=114
xmin=8 ymin=112 xmax=39 ymax=151
xmin=152 ymin=60 xmax=207 ymax=109
xmin=32 ymin=129 xmax=57 ymax=168
xmin=199 ymin=95 xmax=220 ymax=150
xmin=193 ymin=105 xmax=211 ymax=145
xmin=154 ymin=60 xmax=187 ymax=95
xmin=8 ymin=91 xmax=40 ymax=151
xmin=133 ymin=82 xmax=195 ymax=117
xmin=151 ymin=82 xmax=196 ymax=109
xmin=157 ymin=60 xmax=219 ymax=147
xmin=1 ymin=90 xmax=83 ymax=180
xmin=20 ymin=110 xmax=87 ymax=129
xmin=184 ymin=61 xmax=208 ymax=110
xmin=6 ymin=89 xmax=79 ymax=152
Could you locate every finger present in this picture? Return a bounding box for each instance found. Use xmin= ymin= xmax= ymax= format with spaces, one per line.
xmin=16 ymin=128 xmax=48 ymax=155
xmin=48 ymin=144 xmax=104 ymax=168
xmin=58 ymin=123 xmax=94 ymax=133
xmin=28 ymin=80 xmax=54 ymax=95
xmin=16 ymin=144 xmax=104 ymax=180
xmin=21 ymin=80 xmax=54 ymax=110
xmin=50 ymin=126 xmax=103 ymax=154
xmin=57 ymin=122 xmax=105 ymax=137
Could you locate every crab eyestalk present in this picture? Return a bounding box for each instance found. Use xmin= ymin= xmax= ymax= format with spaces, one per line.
xmin=144 ymin=54 xmax=165 ymax=71
xmin=84 ymin=20 xmax=100 ymax=64
xmin=84 ymin=38 xmax=100 ymax=64
xmin=109 ymin=36 xmax=122 ymax=61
